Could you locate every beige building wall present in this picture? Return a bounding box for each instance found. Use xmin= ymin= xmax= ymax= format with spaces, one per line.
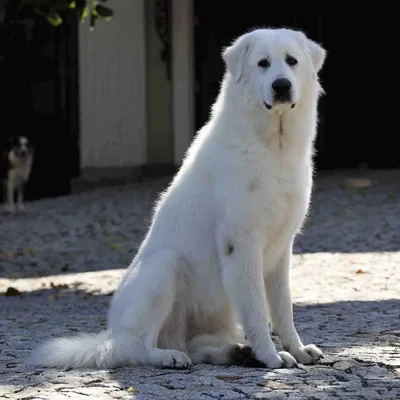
xmin=171 ymin=0 xmax=195 ymax=165
xmin=78 ymin=0 xmax=147 ymax=170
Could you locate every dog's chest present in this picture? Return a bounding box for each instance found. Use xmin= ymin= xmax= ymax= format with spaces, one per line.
xmin=8 ymin=162 xmax=32 ymax=187
xmin=259 ymin=169 xmax=311 ymax=246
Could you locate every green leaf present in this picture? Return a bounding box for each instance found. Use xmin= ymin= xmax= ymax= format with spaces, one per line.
xmin=69 ymin=1 xmax=76 ymax=9
xmin=80 ymin=6 xmax=89 ymax=21
xmin=95 ymin=4 xmax=114 ymax=18
xmin=47 ymin=13 xmax=63 ymax=27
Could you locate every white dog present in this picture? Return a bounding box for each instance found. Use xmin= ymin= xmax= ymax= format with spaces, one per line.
xmin=28 ymin=28 xmax=326 ymax=370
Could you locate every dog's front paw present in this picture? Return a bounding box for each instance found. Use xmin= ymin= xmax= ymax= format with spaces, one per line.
xmin=274 ymin=351 xmax=298 ymax=368
xmin=18 ymin=204 xmax=26 ymax=212
xmin=5 ymin=204 xmax=15 ymax=213
xmin=290 ymin=344 xmax=324 ymax=365
xmin=242 ymin=351 xmax=297 ymax=369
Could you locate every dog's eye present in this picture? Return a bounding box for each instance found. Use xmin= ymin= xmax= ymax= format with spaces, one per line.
xmin=286 ymin=55 xmax=298 ymax=66
xmin=258 ymin=59 xmax=270 ymax=68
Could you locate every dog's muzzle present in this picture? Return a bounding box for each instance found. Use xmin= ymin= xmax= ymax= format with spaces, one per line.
xmin=265 ymin=78 xmax=296 ymax=110
xmin=16 ymin=150 xmax=27 ymax=158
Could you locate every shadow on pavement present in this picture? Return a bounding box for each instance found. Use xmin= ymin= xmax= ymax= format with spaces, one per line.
xmin=1 ymin=170 xmax=400 ymax=281
xmin=3 ymin=292 xmax=398 ymax=398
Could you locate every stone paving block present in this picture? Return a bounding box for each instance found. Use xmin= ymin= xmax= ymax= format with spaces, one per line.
xmin=1 ymin=171 xmax=400 ymax=399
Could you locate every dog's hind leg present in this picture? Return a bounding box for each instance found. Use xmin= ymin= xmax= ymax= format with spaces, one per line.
xmin=108 ymin=249 xmax=192 ymax=369
xmin=187 ymin=333 xmax=255 ymax=366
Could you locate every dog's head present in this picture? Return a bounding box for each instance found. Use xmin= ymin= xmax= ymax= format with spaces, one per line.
xmin=222 ymin=28 xmax=326 ymax=112
xmin=8 ymin=136 xmax=34 ymax=161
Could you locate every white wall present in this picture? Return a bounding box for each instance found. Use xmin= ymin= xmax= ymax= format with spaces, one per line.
xmin=172 ymin=0 xmax=195 ymax=165
xmin=79 ymin=0 xmax=146 ymax=169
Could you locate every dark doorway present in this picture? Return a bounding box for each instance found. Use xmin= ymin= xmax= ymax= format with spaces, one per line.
xmin=0 ymin=9 xmax=80 ymax=201
xmin=194 ymin=5 xmax=399 ymax=169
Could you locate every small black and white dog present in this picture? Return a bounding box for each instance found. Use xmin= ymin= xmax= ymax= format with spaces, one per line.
xmin=1 ymin=136 xmax=34 ymax=212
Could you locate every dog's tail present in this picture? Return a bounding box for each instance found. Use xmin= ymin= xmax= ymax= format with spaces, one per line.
xmin=27 ymin=330 xmax=146 ymax=369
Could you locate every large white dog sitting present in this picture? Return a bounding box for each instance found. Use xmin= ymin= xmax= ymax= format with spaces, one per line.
xmin=29 ymin=27 xmax=326 ymax=370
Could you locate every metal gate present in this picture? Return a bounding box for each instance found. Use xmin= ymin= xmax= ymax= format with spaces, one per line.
xmin=0 ymin=9 xmax=79 ymax=201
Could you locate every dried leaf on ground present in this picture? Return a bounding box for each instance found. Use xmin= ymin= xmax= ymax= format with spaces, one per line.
xmin=61 ymin=264 xmax=70 ymax=272
xmin=356 ymin=269 xmax=369 ymax=274
xmin=342 ymin=178 xmax=373 ymax=189
xmin=5 ymin=287 xmax=22 ymax=297
xmin=50 ymin=282 xmax=69 ymax=289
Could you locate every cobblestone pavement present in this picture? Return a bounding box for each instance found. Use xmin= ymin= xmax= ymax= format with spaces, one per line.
xmin=1 ymin=170 xmax=399 ymax=399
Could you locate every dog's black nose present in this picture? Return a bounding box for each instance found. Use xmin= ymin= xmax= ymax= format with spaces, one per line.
xmin=272 ymin=78 xmax=292 ymax=96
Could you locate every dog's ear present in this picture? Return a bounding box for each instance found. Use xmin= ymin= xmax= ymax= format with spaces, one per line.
xmin=295 ymin=31 xmax=326 ymax=75
xmin=222 ymin=33 xmax=252 ymax=82
xmin=306 ymin=38 xmax=326 ymax=74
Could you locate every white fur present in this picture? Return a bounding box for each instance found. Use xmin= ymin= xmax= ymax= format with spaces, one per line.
xmin=28 ymin=28 xmax=326 ymax=370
